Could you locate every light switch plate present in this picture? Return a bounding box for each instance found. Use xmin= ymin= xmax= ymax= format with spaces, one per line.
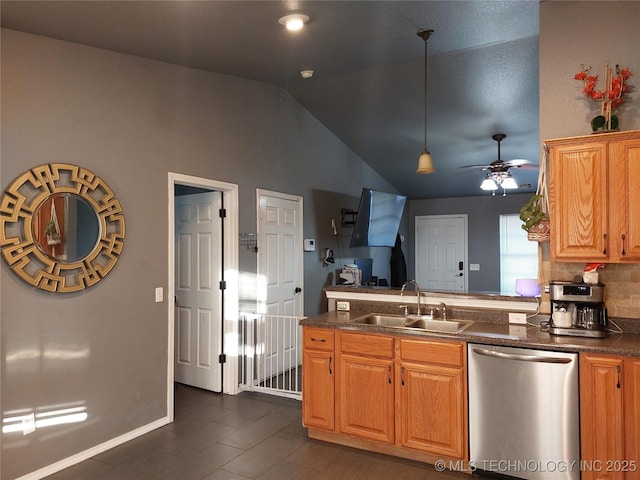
xmin=470 ymin=263 xmax=480 ymax=271
xmin=155 ymin=287 xmax=163 ymax=303
xmin=303 ymin=239 xmax=316 ymax=251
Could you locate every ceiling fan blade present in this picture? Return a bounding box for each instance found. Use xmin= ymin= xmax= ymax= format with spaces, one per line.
xmin=513 ymin=163 xmax=539 ymax=170
xmin=504 ymin=158 xmax=534 ymax=166
xmin=458 ymin=164 xmax=493 ymax=169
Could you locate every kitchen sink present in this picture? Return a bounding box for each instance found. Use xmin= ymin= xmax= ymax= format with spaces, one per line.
xmin=405 ymin=318 xmax=473 ymax=333
xmin=351 ymin=313 xmax=473 ymax=333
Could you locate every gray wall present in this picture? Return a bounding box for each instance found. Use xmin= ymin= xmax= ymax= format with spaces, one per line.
xmin=540 ymin=1 xmax=640 ymax=139
xmin=407 ymin=193 xmax=532 ymax=293
xmin=0 ymin=29 xmax=396 ymax=479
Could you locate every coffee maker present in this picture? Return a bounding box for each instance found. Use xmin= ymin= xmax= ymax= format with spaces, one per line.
xmin=548 ymin=281 xmax=608 ymax=338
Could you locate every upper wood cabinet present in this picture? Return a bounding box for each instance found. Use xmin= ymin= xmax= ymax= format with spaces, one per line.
xmin=546 ymin=130 xmax=640 ymax=262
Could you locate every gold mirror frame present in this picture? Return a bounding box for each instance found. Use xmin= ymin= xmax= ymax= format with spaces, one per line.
xmin=0 ymin=164 xmax=125 ymax=292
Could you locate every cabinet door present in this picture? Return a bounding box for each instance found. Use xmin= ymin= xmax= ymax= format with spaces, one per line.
xmin=549 ymin=141 xmax=609 ymax=261
xmin=302 ymin=349 xmax=334 ymax=430
xmin=580 ymin=354 xmax=625 ymax=480
xmin=397 ymin=362 xmax=465 ymax=459
xmin=339 ymin=354 xmax=394 ymax=443
xmin=609 ymin=138 xmax=640 ymax=261
xmin=625 ymin=357 xmax=640 ymax=478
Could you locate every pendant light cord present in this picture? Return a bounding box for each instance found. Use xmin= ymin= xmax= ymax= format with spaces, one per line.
xmin=423 ymin=35 xmax=427 ymax=149
xmin=417 ymin=29 xmax=433 ymax=151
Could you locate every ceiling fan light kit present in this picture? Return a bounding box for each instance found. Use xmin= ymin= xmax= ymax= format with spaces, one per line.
xmin=416 ymin=28 xmax=435 ymax=175
xmin=278 ymin=13 xmax=309 ymax=31
xmin=460 ymin=133 xmax=538 ymax=195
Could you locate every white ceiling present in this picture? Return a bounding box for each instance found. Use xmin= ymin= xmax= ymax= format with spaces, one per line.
xmin=1 ymin=0 xmax=541 ymax=199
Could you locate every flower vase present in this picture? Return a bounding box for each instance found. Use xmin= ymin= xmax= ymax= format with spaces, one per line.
xmin=591 ymin=114 xmax=618 ymax=133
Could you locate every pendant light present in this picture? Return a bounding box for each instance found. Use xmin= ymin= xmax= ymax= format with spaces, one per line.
xmin=416 ymin=29 xmax=435 ymax=174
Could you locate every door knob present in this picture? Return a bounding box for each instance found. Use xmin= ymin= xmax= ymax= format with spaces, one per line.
xmin=294 ymin=287 xmax=302 ymax=294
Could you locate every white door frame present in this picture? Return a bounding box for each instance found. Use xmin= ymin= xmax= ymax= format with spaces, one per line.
xmin=256 ymin=189 xmax=304 ymax=317
xmin=168 ymin=172 xmax=239 ymax=420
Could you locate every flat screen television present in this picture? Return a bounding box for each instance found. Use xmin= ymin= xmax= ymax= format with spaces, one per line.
xmin=350 ymin=188 xmax=407 ymax=247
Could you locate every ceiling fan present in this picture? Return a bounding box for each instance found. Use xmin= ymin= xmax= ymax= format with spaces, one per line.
xmin=460 ymin=133 xmax=538 ymax=194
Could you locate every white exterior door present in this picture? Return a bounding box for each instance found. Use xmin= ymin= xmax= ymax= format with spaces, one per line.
xmin=257 ymin=190 xmax=303 ymax=377
xmin=415 ymin=214 xmax=468 ymax=293
xmin=174 ymin=191 xmax=222 ymax=392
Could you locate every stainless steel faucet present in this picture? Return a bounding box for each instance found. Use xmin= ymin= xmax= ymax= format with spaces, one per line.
xmin=400 ymin=280 xmax=422 ymax=315
xmin=439 ymin=302 xmax=448 ymax=321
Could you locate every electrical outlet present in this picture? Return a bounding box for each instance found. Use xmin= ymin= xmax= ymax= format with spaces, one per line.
xmin=336 ymin=301 xmax=350 ymax=311
xmin=470 ymin=263 xmax=480 ymax=271
xmin=508 ymin=312 xmax=527 ymax=324
xmin=509 ymin=325 xmax=528 ymax=337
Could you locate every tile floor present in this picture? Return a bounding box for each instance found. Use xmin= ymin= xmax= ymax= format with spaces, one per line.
xmin=45 ymin=384 xmax=470 ymax=479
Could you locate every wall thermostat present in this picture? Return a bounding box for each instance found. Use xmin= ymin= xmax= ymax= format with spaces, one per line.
xmin=304 ymin=239 xmax=316 ymax=251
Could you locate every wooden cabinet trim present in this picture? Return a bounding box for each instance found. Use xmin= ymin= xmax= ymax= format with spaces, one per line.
xmin=340 ymin=331 xmax=394 ymax=358
xmin=397 ymin=338 xmax=463 ymax=367
xmin=303 ymin=327 xmax=335 ymax=351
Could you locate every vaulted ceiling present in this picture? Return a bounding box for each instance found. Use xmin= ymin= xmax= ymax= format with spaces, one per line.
xmin=1 ymin=0 xmax=541 ymax=199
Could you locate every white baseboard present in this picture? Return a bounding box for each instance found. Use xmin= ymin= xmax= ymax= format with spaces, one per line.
xmin=14 ymin=416 xmax=171 ymax=480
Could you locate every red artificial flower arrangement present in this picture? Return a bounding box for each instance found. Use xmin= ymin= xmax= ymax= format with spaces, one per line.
xmin=574 ymin=62 xmax=633 ymax=131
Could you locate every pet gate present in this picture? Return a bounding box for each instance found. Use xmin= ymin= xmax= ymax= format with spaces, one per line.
xmin=239 ymin=313 xmax=303 ymax=400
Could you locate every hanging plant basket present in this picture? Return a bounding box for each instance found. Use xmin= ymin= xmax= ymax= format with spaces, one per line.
xmin=527 ymin=218 xmax=550 ymax=242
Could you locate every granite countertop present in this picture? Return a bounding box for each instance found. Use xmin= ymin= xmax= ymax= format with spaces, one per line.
xmin=300 ymin=310 xmax=640 ymax=357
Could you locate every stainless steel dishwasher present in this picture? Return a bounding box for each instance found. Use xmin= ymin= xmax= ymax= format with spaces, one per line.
xmin=468 ymin=344 xmax=579 ymax=480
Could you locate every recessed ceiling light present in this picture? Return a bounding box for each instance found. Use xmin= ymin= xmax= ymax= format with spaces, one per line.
xmin=300 ymin=70 xmax=314 ymax=79
xmin=278 ymin=14 xmax=310 ymax=31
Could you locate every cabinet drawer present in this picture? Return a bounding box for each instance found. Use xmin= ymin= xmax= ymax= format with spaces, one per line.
xmin=340 ymin=332 xmax=393 ymax=358
xmin=397 ymin=338 xmax=463 ymax=367
xmin=304 ymin=328 xmax=335 ymax=351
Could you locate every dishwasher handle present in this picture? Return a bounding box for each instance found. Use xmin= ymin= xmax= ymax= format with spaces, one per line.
xmin=472 ymin=348 xmax=573 ymax=364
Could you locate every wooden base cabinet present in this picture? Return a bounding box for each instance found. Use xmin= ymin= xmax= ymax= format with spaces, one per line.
xmin=302 ymin=327 xmax=468 ymax=465
xmin=546 ymin=130 xmax=640 ymax=262
xmin=580 ymin=353 xmax=640 ymax=480
xmin=338 ymin=332 xmax=395 ymax=443
xmin=396 ymin=338 xmax=467 ymax=459
xmin=625 ymin=358 xmax=640 ymax=480
xmin=302 ymin=328 xmax=335 ymax=430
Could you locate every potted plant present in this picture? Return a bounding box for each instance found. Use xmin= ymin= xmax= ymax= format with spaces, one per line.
xmin=44 ymin=219 xmax=61 ymax=245
xmin=520 ymin=194 xmax=550 ymax=241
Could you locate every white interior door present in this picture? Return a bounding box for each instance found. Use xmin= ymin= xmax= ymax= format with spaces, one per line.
xmin=257 ymin=190 xmax=303 ymax=378
xmin=415 ymin=214 xmax=468 ymax=293
xmin=174 ymin=191 xmax=222 ymax=392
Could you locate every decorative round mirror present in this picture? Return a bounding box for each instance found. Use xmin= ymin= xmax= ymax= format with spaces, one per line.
xmin=0 ymin=163 xmax=125 ymax=292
